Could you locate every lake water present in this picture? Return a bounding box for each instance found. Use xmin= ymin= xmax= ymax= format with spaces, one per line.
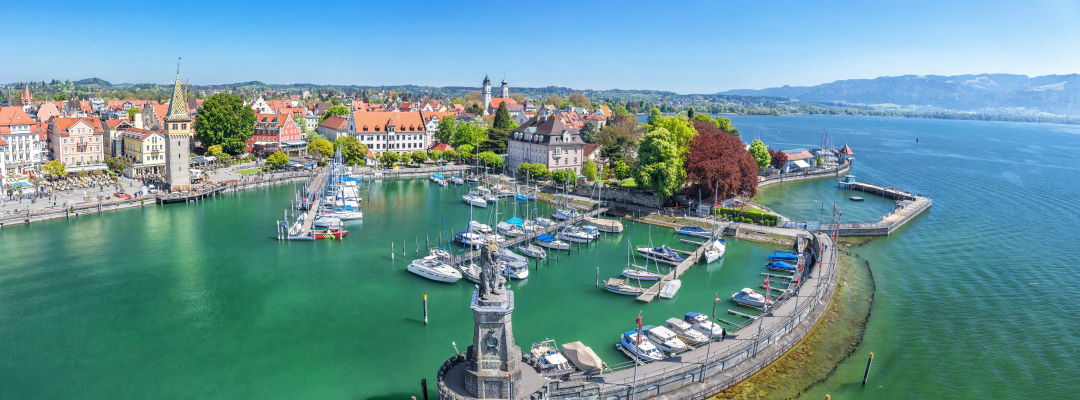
xmin=733 ymin=115 xmax=1080 ymax=399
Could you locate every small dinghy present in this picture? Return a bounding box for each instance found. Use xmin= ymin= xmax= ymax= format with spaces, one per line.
xmin=658 ymin=279 xmax=682 ymax=299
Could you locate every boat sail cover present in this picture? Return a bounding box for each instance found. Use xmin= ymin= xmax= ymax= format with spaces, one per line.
xmin=505 ymin=217 xmax=525 ymax=226
xmin=769 ymin=252 xmax=799 ymax=261
xmin=768 ymin=261 xmax=797 ymax=270
xmin=561 ymin=341 xmax=604 ymax=374
xmin=537 ymin=234 xmax=556 ymax=242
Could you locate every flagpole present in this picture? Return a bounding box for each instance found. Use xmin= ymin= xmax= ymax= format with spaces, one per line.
xmin=699 ymin=293 xmax=719 ymax=382
xmin=631 ymin=311 xmax=642 ymax=400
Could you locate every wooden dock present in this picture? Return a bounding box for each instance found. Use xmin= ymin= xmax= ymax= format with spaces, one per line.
xmin=636 ymin=239 xmax=712 ymax=302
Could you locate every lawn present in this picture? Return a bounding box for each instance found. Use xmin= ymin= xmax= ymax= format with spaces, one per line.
xmin=619 ymin=178 xmax=637 ymax=188
xmin=236 ymin=168 xmax=263 ymax=175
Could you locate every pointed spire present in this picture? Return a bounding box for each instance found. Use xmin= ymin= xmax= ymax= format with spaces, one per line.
xmin=166 ymin=58 xmax=190 ymax=122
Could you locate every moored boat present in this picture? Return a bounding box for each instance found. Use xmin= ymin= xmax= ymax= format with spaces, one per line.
xmin=311 ymin=227 xmax=349 ymax=239
xmin=462 ymin=194 xmax=488 ymax=208
xmin=644 ymin=325 xmax=690 ymax=353
xmin=561 ymin=341 xmax=605 ymax=375
xmin=557 ymin=226 xmax=594 ymax=243
xmin=454 ymin=231 xmax=486 ymax=248
xmin=702 ymin=239 xmax=726 ymax=264
xmin=313 ymin=216 xmax=343 ymax=228
xmin=552 ymin=208 xmax=578 ymax=221
xmin=407 ymin=256 xmax=462 ymax=283
xmin=527 ymin=340 xmax=572 ymax=373
xmin=769 ymin=252 xmax=799 ymax=261
xmin=731 ymin=288 xmax=766 ymax=308
xmin=683 ymin=312 xmax=724 ymax=338
xmin=536 ymin=234 xmax=570 ymax=250
xmin=675 ymin=225 xmax=712 ymax=238
xmin=603 ymin=278 xmax=645 ymax=296
xmin=469 ymin=220 xmax=494 ymax=234
xmin=501 ymin=260 xmax=529 ymax=279
xmin=449 ymin=176 xmax=465 ymax=185
xmin=618 ymin=330 xmax=665 ymax=362
xmin=460 ymin=263 xmax=481 ymax=283
xmin=766 ymin=261 xmax=797 ymax=271
xmin=621 ymin=267 xmax=664 ymax=281
xmin=664 ymin=318 xmax=710 ymax=345
xmin=535 ymin=217 xmax=557 ymax=228
xmin=636 ymin=245 xmax=685 ymax=264
xmin=584 ymin=217 xmax=623 ymax=233
xmin=518 ymin=243 xmax=547 ymax=259
xmin=658 ymin=279 xmax=682 ymax=299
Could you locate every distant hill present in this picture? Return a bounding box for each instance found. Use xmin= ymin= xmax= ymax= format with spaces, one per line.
xmin=74 ymin=77 xmax=111 ymax=86
xmin=721 ymin=74 xmax=1080 ymax=116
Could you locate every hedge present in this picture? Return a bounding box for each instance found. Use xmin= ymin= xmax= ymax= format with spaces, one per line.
xmin=713 ymin=207 xmax=780 ymax=226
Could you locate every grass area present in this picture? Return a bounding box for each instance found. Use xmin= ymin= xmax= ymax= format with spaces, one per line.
xmin=236 ymin=168 xmax=263 ymax=175
xmin=619 ymin=178 xmax=637 ymax=188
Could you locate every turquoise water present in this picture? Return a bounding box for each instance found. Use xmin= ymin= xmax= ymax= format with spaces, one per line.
xmin=733 ymin=115 xmax=1080 ymax=399
xmin=0 ymin=178 xmax=778 ymax=399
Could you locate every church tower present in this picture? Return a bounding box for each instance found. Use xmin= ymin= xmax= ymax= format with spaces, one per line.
xmin=20 ymin=84 xmax=32 ymax=106
xmin=481 ymin=75 xmax=492 ymax=116
xmin=164 ymin=62 xmax=193 ymax=192
xmin=500 ymin=79 xmax=508 ymax=99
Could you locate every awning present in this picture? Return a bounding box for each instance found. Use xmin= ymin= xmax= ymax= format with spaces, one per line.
xmin=792 ymin=160 xmax=811 ymax=169
xmin=283 ymin=140 xmax=306 ymax=146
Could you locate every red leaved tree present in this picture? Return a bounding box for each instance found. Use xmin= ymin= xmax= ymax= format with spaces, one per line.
xmin=768 ymin=148 xmax=788 ymax=169
xmin=685 ymin=120 xmax=759 ymax=202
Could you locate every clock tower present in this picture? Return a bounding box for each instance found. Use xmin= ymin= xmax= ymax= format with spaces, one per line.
xmin=463 ymin=242 xmax=522 ymax=398
xmin=164 ymin=60 xmax=193 ymax=192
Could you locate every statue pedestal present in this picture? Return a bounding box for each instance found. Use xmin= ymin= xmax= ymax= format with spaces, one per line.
xmin=464 ymin=290 xmax=522 ymax=399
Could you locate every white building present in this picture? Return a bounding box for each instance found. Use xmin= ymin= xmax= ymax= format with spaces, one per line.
xmin=0 ymin=106 xmax=46 ymax=172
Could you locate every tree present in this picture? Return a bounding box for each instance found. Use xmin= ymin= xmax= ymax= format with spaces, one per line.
xmin=517 ymin=163 xmax=549 ymax=180
xmin=544 ymin=94 xmax=564 ymax=106
xmin=684 ymin=119 xmax=758 ymax=202
xmin=126 ymin=107 xmax=140 ymax=120
xmin=443 ymin=149 xmax=458 ymax=161
xmin=293 ymin=116 xmax=307 ymax=132
xmin=305 ymin=132 xmax=327 ymax=143
xmin=631 ymin=128 xmax=685 ymax=198
xmin=266 ymin=151 xmax=290 ymax=169
xmin=768 ymin=149 xmax=788 ymax=169
xmin=206 ymin=144 xmax=225 ymax=157
xmin=428 ymin=149 xmax=444 ymax=163
xmin=465 ymin=103 xmax=483 ymax=115
xmin=334 ymin=135 xmax=369 ymax=165
xmin=320 ymin=105 xmax=349 ymax=122
xmin=692 ymin=113 xmax=738 ymax=136
xmin=816 ymin=156 xmax=824 ymax=166
xmin=308 ymin=138 xmax=333 ymax=162
xmin=568 ymin=93 xmax=589 ymax=108
xmin=749 ymin=139 xmax=771 ymax=168
xmin=550 ymin=169 xmax=578 ymax=185
xmin=457 ymin=144 xmax=475 ymax=158
xmin=580 ymin=122 xmax=597 ymax=143
xmin=105 ymin=157 xmax=127 ymax=173
xmin=647 ymin=107 xmax=662 ymax=125
xmin=379 ymin=151 xmax=400 ymax=167
xmin=582 ymin=159 xmax=598 ymax=181
xmin=613 ymin=160 xmax=632 ymax=180
xmin=452 ymin=122 xmax=487 ymax=148
xmin=647 ymin=116 xmax=697 ymax=154
xmin=43 ymin=160 xmax=66 ymax=179
xmin=477 ymin=151 xmax=504 ymax=170
xmin=409 ymin=151 xmax=428 ymax=165
xmin=480 ymin=128 xmax=508 ymax=154
xmin=687 ymin=107 xmax=695 ymax=119
xmin=493 ymin=102 xmax=512 ymax=131
xmin=193 ymin=93 xmax=255 ymax=155
xmin=435 ymin=116 xmax=459 ymax=145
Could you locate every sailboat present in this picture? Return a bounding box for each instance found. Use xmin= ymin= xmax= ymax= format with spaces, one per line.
xmin=702 ymin=239 xmax=726 ymax=264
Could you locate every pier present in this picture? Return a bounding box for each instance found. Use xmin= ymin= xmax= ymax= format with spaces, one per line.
xmin=635 ymin=229 xmax=719 ymax=303
xmin=827 ymin=180 xmax=933 ymax=236
xmin=453 ymin=206 xmax=610 ymax=265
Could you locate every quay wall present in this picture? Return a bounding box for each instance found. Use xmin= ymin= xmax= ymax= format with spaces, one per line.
xmin=351 ymin=165 xmax=471 ymax=179
xmin=570 ymin=185 xmax=664 ymax=209
xmin=757 ymin=160 xmax=851 ymax=188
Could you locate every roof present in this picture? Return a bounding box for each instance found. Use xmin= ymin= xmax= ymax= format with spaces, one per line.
xmin=0 ymin=107 xmax=35 ymax=127
xmin=782 ymin=149 xmax=815 ymax=160
xmin=510 ymin=116 xmax=584 ymax=145
xmin=165 ymin=74 xmax=190 ymax=122
xmin=421 ymin=111 xmax=456 ymax=124
xmin=488 ymin=97 xmax=517 ymax=109
xmin=353 ymin=111 xmax=426 ymax=133
xmin=839 ymin=144 xmax=855 ymax=155
xmin=0 ymin=137 xmax=6 ymax=146
xmin=51 ymin=117 xmax=104 ymax=135
xmin=583 ymin=143 xmax=599 ymax=158
xmin=792 ymin=159 xmax=811 ymax=169
xmin=430 ymin=143 xmax=454 ymax=152
xmin=319 ymin=116 xmax=348 ymax=130
xmin=254 ymin=113 xmax=293 ymax=128
xmin=121 ymin=128 xmax=164 ymax=141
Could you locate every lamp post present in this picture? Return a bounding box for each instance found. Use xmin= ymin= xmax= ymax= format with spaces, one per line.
xmin=699 ymin=293 xmax=719 ymax=382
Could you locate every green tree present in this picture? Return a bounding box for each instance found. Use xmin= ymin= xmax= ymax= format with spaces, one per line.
xmin=293 ymin=116 xmax=307 ymax=132
xmin=379 ymin=151 xmax=400 ymax=167
xmin=550 ymin=169 xmax=578 ymax=185
xmin=477 ymin=151 xmax=504 ymax=170
xmin=517 ymin=163 xmax=549 ymax=180
xmin=43 ymin=160 xmax=66 ymax=179
xmin=457 ymin=144 xmax=475 ymax=158
xmin=613 ymin=160 xmax=631 ymax=180
xmin=480 ymin=128 xmax=508 ymax=154
xmin=334 ymin=135 xmax=369 ymax=165
xmin=105 ymin=157 xmax=127 ymax=173
xmin=443 ymin=149 xmax=458 ymax=161
xmin=749 ymin=139 xmax=771 ymax=168
xmin=266 ymin=151 xmax=290 ymax=169
xmin=647 ymin=107 xmax=662 ymax=125
xmin=126 ymin=107 xmax=140 ymax=120
xmin=582 ymin=159 xmax=598 ymax=181
xmin=206 ymin=144 xmax=224 ymax=157
xmin=493 ymin=102 xmax=512 ymax=131
xmin=580 ymin=122 xmax=597 ymax=143
xmin=409 ymin=150 xmax=428 ymax=165
xmin=308 ymin=138 xmax=333 ymax=162
xmin=305 ymin=132 xmax=327 ymax=143
xmin=816 ymin=156 xmax=824 ymax=166
xmin=452 ymin=123 xmax=487 ymax=148
xmin=687 ymin=107 xmax=695 ymax=119
xmin=320 ymin=105 xmax=349 ymax=122
xmin=435 ymin=116 xmax=459 ymax=145
xmin=632 ymin=128 xmax=685 ymax=198
xmin=193 ymin=93 xmax=255 ymax=155
xmin=428 ymin=149 xmax=443 ymax=163
xmin=568 ymin=93 xmax=589 ymax=108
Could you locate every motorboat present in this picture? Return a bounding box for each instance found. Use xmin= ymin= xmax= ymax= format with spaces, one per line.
xmin=702 ymin=239 xmax=726 ymax=264
xmin=732 ymin=288 xmax=766 ymax=308
xmin=621 ymin=267 xmax=664 ymax=281
xmin=527 ymin=340 xmax=572 ymax=373
xmin=619 ymin=330 xmax=665 ymax=362
xmin=462 ymin=194 xmax=488 ymax=208
xmin=430 ymin=173 xmax=446 ymax=184
xmin=464 ymin=175 xmax=481 ymax=183
xmin=562 ymin=341 xmax=605 ymax=375
xmin=769 ymin=252 xmax=799 ymax=261
xmin=579 ymin=225 xmax=601 ymax=238
xmin=675 ymin=226 xmax=712 ymax=238
xmin=557 ymin=226 xmax=594 ymax=243
xmin=454 ymin=232 xmax=486 ymax=247
xmin=644 ymin=325 xmax=690 ymax=353
xmin=407 ymin=256 xmax=462 ymax=283
xmin=494 ymin=185 xmax=514 ymax=197
xmin=683 ymin=312 xmax=724 ymax=338
xmin=664 ymin=318 xmax=710 ymax=345
xmin=323 ymin=208 xmax=363 ymax=220
xmin=501 ymin=260 xmax=529 ymax=279
xmin=535 ymin=217 xmax=557 ymax=228
xmin=312 ymin=216 xmax=343 ymax=228
xmin=552 ymin=208 xmax=578 ymax=221
xmin=536 ymin=234 xmax=570 ymax=250
xmin=311 ymin=227 xmax=349 ymax=239
xmin=476 ymin=186 xmax=498 ymax=203
xmin=603 ymin=278 xmax=645 ymax=296
xmin=514 ymin=192 xmax=537 ymax=201
xmin=428 ymin=247 xmax=452 ymax=262
xmin=469 ymin=221 xmax=494 ymax=234
xmin=518 ymin=243 xmax=547 ymax=259
xmin=636 ymin=245 xmax=685 ymax=264
xmin=658 ymin=279 xmax=682 ymax=299
xmin=449 ymin=176 xmax=465 ymax=185
xmin=766 ymin=261 xmax=797 ymax=271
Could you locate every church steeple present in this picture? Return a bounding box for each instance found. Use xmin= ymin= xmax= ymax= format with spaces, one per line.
xmin=165 ymin=58 xmax=189 ymax=122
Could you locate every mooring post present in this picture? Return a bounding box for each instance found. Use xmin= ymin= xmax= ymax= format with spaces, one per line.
xmin=420 ymin=378 xmax=429 ymax=400
xmin=423 ymin=294 xmax=429 ymax=325
xmin=415 ymin=237 xmax=419 ymax=254
xmin=862 ymin=352 xmax=874 ymax=385
xmin=403 ymin=239 xmax=406 ymax=256
xmin=391 ymin=242 xmax=395 ymax=260
xmin=595 ymin=266 xmax=600 ymax=287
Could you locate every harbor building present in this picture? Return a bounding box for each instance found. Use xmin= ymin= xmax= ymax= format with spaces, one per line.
xmin=0 ymin=106 xmax=47 ymax=172
xmin=247 ymin=113 xmax=305 ymax=155
xmin=47 ymin=117 xmax=107 ymax=173
xmin=323 ymin=111 xmax=432 ymax=153
xmin=506 ymin=116 xmax=586 ymax=175
xmin=120 ymin=128 xmax=167 ymax=178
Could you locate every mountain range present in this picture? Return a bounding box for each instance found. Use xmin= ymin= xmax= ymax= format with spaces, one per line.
xmin=721 ymin=74 xmax=1080 ymax=117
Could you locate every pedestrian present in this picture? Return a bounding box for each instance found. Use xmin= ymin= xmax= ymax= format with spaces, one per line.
xmin=720 ymin=327 xmax=726 ymax=341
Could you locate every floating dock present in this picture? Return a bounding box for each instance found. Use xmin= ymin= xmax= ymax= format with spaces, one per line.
xmin=636 ymin=227 xmax=721 ymax=302
xmin=454 ymin=207 xmax=609 ymax=265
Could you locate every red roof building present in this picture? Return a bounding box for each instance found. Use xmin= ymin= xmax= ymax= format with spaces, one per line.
xmin=249 ymin=113 xmax=303 ymax=153
xmin=48 ymin=117 xmax=107 ymax=171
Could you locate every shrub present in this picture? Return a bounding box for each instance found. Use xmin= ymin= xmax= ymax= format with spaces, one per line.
xmin=713 ymin=207 xmax=780 ymax=226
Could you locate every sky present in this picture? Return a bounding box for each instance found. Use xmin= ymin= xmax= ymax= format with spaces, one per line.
xmin=4 ymin=0 xmax=1080 ymax=93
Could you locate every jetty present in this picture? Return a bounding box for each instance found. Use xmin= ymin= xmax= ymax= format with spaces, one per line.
xmin=635 ymin=228 xmax=721 ymax=302
xmin=827 ymin=179 xmax=933 ymax=236
xmin=453 ymin=206 xmax=609 ymax=265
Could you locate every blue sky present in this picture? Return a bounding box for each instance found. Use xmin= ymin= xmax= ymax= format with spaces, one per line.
xmin=4 ymin=0 xmax=1079 ymax=93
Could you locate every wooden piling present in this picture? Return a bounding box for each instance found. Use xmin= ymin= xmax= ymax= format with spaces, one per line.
xmin=862 ymin=352 xmax=874 ymax=385
xmin=423 ymin=294 xmax=429 ymax=325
